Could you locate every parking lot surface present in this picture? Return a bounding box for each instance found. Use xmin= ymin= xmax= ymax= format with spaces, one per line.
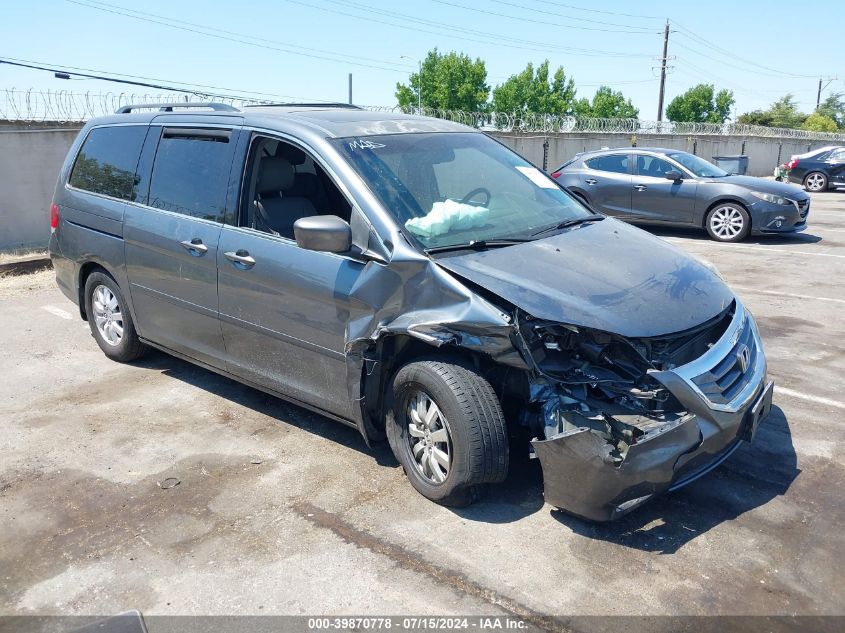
xmin=2 ymin=192 xmax=844 ymax=627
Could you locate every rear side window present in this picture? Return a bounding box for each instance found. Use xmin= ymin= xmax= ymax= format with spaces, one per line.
xmin=68 ymin=126 xmax=146 ymax=200
xmin=585 ymin=154 xmax=629 ymax=174
xmin=147 ymin=130 xmax=233 ymax=221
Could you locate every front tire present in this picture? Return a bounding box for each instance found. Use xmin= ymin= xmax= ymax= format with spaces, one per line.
xmin=84 ymin=271 xmax=147 ymax=362
xmin=804 ymin=172 xmax=828 ymax=192
xmin=386 ymin=358 xmax=508 ymax=507
xmin=705 ymin=203 xmax=750 ymax=242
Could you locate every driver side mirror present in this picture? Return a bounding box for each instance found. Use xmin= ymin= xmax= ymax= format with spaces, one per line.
xmin=294 ymin=215 xmax=351 ymax=253
xmin=665 ymin=170 xmax=683 ymax=181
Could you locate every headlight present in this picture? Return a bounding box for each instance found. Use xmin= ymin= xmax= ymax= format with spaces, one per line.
xmin=750 ymin=190 xmax=790 ymax=205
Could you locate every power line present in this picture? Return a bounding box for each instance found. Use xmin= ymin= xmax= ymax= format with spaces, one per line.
xmin=65 ymin=0 xmax=411 ymax=74
xmin=0 ymin=56 xmax=326 ymax=102
xmin=484 ymin=0 xmax=658 ymax=30
xmin=670 ymin=19 xmax=819 ymax=79
xmin=427 ymin=0 xmax=658 ymax=34
xmin=286 ymin=0 xmax=652 ymax=58
xmin=532 ymin=0 xmax=661 ymax=20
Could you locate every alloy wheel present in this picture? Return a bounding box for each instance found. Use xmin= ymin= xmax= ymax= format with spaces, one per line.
xmin=805 ymin=173 xmax=826 ymax=191
xmin=406 ymin=390 xmax=452 ymax=484
xmin=709 ymin=206 xmax=745 ymax=240
xmin=91 ymin=284 xmax=124 ymax=346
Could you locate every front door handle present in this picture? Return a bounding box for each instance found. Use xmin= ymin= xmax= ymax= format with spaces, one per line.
xmin=585 ymin=178 xmax=598 ymax=185
xmin=224 ymin=249 xmax=256 ymax=269
xmin=180 ymin=238 xmax=208 ymax=256
xmin=634 ymin=184 xmax=647 ymax=191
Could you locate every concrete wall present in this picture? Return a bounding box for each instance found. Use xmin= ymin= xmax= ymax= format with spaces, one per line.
xmin=0 ymin=124 xmax=82 ymax=252
xmin=488 ymin=131 xmax=831 ymax=176
xmin=0 ymin=122 xmax=832 ymax=252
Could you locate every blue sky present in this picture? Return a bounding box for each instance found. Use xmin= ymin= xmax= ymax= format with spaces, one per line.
xmin=1 ymin=0 xmax=842 ymax=119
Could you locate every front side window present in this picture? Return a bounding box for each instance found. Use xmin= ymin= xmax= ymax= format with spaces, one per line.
xmin=585 ymin=154 xmax=630 ymax=174
xmin=331 ymin=132 xmax=591 ymax=249
xmin=68 ymin=125 xmax=146 ymax=200
xmin=636 ymin=155 xmax=676 ymax=178
xmin=667 ymin=151 xmax=728 ymax=178
xmin=147 ymin=131 xmax=233 ymax=221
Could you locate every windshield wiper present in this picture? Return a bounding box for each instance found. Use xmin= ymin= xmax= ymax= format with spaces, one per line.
xmin=425 ymin=238 xmax=532 ymax=254
xmin=530 ymin=214 xmax=604 ymax=238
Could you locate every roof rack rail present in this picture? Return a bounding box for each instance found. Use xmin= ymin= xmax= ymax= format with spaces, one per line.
xmin=115 ymin=102 xmax=241 ymax=114
xmin=243 ymin=102 xmax=363 ymax=110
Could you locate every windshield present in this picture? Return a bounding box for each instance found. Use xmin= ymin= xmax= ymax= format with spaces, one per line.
xmin=667 ymin=151 xmax=728 ymax=178
xmin=331 ymin=132 xmax=593 ymax=250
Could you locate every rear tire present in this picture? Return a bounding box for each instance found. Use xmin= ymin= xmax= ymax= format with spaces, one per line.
xmin=804 ymin=172 xmax=828 ymax=192
xmin=385 ymin=358 xmax=508 ymax=507
xmin=83 ymin=271 xmax=147 ymax=362
xmin=705 ymin=203 xmax=750 ymax=242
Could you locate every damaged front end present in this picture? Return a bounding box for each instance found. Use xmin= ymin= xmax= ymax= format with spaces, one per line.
xmin=518 ymin=299 xmax=772 ymax=521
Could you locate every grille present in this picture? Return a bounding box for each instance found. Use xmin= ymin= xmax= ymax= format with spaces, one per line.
xmin=691 ymin=317 xmax=757 ymax=405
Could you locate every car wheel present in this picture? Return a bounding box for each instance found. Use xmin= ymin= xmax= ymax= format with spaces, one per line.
xmin=804 ymin=172 xmax=828 ymax=192
xmin=385 ymin=358 xmax=508 ymax=507
xmin=705 ymin=203 xmax=750 ymax=242
xmin=84 ymin=271 xmax=147 ymax=362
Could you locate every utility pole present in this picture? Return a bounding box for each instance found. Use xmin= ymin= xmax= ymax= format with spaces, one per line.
xmin=656 ymin=19 xmax=670 ymax=122
xmin=348 ymin=73 xmax=352 ymax=105
xmin=816 ymin=76 xmax=837 ymax=109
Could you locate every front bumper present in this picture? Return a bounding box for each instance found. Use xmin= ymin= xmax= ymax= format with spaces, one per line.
xmin=750 ymin=198 xmax=810 ymax=234
xmin=532 ymin=303 xmax=773 ymax=522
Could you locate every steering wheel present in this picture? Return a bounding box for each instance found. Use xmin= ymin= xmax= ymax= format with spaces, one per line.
xmin=460 ymin=187 xmax=491 ymax=206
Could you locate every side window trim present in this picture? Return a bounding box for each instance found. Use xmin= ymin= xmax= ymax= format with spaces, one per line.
xmin=142 ymin=126 xmax=240 ymax=223
xmin=66 ymin=124 xmax=148 ymax=202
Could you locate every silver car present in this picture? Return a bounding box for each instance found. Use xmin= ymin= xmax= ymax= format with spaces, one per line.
xmin=552 ymin=147 xmax=810 ymax=242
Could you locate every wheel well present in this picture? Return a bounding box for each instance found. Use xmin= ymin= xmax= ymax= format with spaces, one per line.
xmin=703 ymin=199 xmax=752 ymax=230
xmin=360 ymin=335 xmax=505 ymax=438
xmin=77 ymin=262 xmax=112 ymax=320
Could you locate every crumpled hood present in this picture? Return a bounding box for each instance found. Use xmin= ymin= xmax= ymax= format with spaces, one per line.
xmin=702 ymin=175 xmax=808 ymax=198
xmin=435 ymin=218 xmax=735 ymax=338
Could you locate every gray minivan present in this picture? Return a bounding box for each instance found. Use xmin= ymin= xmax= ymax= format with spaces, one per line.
xmin=49 ymin=103 xmax=773 ymax=521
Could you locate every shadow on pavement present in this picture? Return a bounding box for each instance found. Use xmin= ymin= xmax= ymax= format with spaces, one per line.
xmin=646 ymin=225 xmax=823 ymax=245
xmin=132 ymin=351 xmax=397 ymax=467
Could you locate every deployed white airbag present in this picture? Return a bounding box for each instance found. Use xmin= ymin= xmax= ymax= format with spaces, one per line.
xmin=405 ymin=199 xmax=490 ymax=238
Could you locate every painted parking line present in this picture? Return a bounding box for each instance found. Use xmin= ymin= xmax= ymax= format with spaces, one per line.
xmin=42 ymin=305 xmax=73 ymax=320
xmin=775 ymin=386 xmax=845 ymax=411
xmin=730 ymin=286 xmax=845 ymax=306
xmin=664 ymin=239 xmax=845 ymax=260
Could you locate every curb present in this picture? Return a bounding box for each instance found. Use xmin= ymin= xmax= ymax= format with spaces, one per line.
xmin=0 ymin=255 xmax=52 ymax=276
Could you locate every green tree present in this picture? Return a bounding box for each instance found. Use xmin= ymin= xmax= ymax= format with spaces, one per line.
xmin=665 ymin=83 xmax=735 ymax=123
xmin=817 ymin=92 xmax=845 ymax=129
xmin=736 ymin=110 xmax=775 ymax=126
xmin=491 ymin=60 xmax=577 ymax=115
xmin=395 ymin=49 xmax=489 ymax=111
xmin=801 ymin=112 xmax=839 ymax=132
xmin=573 ymin=85 xmax=639 ymax=118
xmin=767 ymin=94 xmax=807 ymax=129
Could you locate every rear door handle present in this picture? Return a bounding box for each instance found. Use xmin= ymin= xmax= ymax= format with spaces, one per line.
xmin=634 ymin=184 xmax=647 ymax=191
xmin=585 ymin=178 xmax=598 ymax=185
xmin=224 ymin=250 xmax=256 ymax=269
xmin=180 ymin=238 xmax=208 ymax=256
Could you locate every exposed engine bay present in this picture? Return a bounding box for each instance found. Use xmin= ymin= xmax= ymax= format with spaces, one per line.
xmin=516 ymin=302 xmax=735 ymax=462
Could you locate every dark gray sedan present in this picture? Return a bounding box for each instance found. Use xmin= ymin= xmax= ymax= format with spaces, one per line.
xmin=552 ymin=148 xmax=810 ymax=242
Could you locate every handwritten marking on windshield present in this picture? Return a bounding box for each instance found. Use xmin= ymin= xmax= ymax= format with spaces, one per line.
xmin=348 ymin=139 xmax=386 ymax=150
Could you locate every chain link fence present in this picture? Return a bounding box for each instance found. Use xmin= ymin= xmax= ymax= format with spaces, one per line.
xmin=3 ymin=89 xmax=844 ymax=142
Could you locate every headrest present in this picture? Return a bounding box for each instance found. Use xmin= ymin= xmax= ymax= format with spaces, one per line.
xmin=258 ymin=156 xmax=294 ymax=192
xmin=275 ymin=143 xmax=307 ymax=165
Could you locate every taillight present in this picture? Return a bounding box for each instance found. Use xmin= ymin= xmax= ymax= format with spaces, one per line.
xmin=787 ymin=159 xmax=798 ymax=170
xmin=50 ymin=203 xmax=59 ymax=231
xmin=551 ymin=171 xmax=561 ymax=179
